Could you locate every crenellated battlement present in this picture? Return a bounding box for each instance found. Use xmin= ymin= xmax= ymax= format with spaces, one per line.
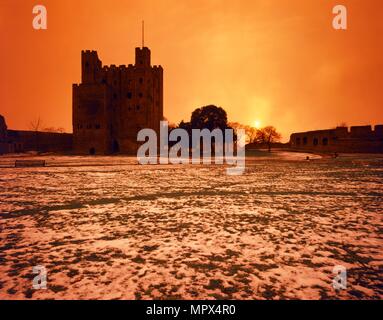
xmin=290 ymin=124 xmax=383 ymax=153
xmin=73 ymin=46 xmax=164 ymax=155
xmin=82 ymin=50 xmax=98 ymax=54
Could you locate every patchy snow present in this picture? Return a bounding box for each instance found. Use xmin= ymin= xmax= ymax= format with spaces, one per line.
xmin=0 ymin=153 xmax=382 ymax=299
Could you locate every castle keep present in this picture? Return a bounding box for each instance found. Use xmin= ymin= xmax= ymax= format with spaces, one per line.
xmin=73 ymin=47 xmax=163 ymax=154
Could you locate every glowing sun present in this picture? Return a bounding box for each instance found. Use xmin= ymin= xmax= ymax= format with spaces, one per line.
xmin=253 ymin=120 xmax=262 ymax=129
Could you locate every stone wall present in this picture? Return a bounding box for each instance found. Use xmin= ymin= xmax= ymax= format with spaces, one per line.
xmin=7 ymin=130 xmax=73 ymax=153
xmin=290 ymin=125 xmax=383 ymax=153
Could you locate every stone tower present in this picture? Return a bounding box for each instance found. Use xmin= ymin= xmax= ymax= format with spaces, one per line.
xmin=72 ymin=46 xmax=163 ymax=154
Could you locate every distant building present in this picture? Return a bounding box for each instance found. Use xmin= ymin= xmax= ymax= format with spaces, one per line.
xmin=290 ymin=125 xmax=383 ymax=153
xmin=0 ymin=114 xmax=11 ymax=154
xmin=0 ymin=115 xmax=21 ymax=154
xmin=0 ymin=114 xmax=72 ymax=155
xmin=72 ymin=46 xmax=163 ymax=154
xmin=0 ymin=115 xmax=7 ymax=140
xmin=7 ymin=130 xmax=72 ymax=153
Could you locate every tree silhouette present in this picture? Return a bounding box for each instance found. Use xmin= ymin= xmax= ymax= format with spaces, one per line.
xmin=190 ymin=105 xmax=229 ymax=130
xmin=29 ymin=117 xmax=42 ymax=132
xmin=29 ymin=117 xmax=43 ymax=152
xmin=229 ymin=122 xmax=257 ymax=144
xmin=176 ymin=105 xmax=233 ymax=150
xmin=255 ymin=126 xmax=282 ymax=152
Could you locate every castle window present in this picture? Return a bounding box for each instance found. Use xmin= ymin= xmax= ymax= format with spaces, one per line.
xmin=303 ymin=137 xmax=307 ymax=145
xmin=322 ymin=137 xmax=328 ymax=146
xmin=313 ymin=138 xmax=319 ymax=146
xmin=127 ymin=92 xmax=132 ymax=99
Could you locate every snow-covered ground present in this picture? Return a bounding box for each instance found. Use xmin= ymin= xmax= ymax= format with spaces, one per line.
xmin=0 ymin=153 xmax=382 ymax=299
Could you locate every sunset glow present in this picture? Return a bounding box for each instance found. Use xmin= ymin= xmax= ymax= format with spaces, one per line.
xmin=0 ymin=0 xmax=382 ymax=303
xmin=0 ymin=0 xmax=382 ymax=142
xmin=253 ymin=120 xmax=262 ymax=129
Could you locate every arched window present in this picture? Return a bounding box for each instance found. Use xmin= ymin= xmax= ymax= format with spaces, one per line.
xmin=313 ymin=138 xmax=319 ymax=146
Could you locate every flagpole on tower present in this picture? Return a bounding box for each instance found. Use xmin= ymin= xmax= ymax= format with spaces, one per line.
xmin=142 ymin=20 xmax=144 ymax=48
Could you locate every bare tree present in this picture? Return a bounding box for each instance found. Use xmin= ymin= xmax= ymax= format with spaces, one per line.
xmin=255 ymin=126 xmax=282 ymax=152
xmin=229 ymin=122 xmax=258 ymax=144
xmin=29 ymin=117 xmax=43 ymax=151
xmin=29 ymin=117 xmax=43 ymax=132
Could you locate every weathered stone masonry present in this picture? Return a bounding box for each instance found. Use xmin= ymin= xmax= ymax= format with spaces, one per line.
xmin=290 ymin=125 xmax=383 ymax=153
xmin=72 ymin=47 xmax=163 ymax=154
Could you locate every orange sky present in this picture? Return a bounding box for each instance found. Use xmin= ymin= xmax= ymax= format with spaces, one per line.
xmin=1 ymin=0 xmax=382 ymax=141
